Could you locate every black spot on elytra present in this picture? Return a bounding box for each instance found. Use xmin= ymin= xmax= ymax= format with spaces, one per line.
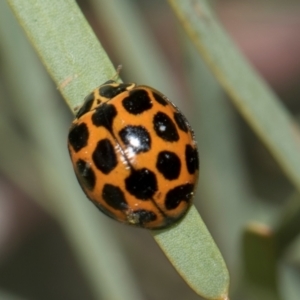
xmin=92 ymin=139 xmax=118 ymax=174
xmin=99 ymin=83 xmax=132 ymax=99
xmin=76 ymin=92 xmax=95 ymax=118
xmin=165 ymin=184 xmax=194 ymax=210
xmin=152 ymin=91 xmax=168 ymax=106
xmin=153 ymin=112 xmax=179 ymax=142
xmin=156 ymin=151 xmax=181 ymax=180
xmin=130 ymin=210 xmax=157 ymax=225
xmin=122 ymin=89 xmax=152 ymax=115
xmin=102 ymin=184 xmax=128 ymax=210
xmin=125 ymin=168 xmax=157 ymax=199
xmin=76 ymin=159 xmax=96 ymax=190
xmin=92 ymin=103 xmax=117 ymax=131
xmin=68 ymin=123 xmax=89 ymax=152
xmin=119 ymin=126 xmax=151 ymax=154
xmin=185 ymin=145 xmax=199 ymax=174
xmin=174 ymin=112 xmax=189 ymax=133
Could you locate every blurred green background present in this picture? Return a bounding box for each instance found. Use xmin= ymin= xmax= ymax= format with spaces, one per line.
xmin=1 ymin=0 xmax=300 ymax=299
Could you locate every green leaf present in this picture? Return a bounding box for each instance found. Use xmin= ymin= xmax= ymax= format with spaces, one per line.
xmin=7 ymin=0 xmax=230 ymax=299
xmin=152 ymin=206 xmax=230 ymax=299
xmin=274 ymin=193 xmax=300 ymax=256
xmin=2 ymin=2 xmax=144 ymax=299
xmin=168 ymin=0 xmax=300 ymax=193
xmin=242 ymin=224 xmax=280 ymax=300
xmin=7 ymin=0 xmax=116 ymax=113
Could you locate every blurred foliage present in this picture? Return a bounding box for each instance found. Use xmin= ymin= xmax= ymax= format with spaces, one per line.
xmin=0 ymin=0 xmax=300 ymax=299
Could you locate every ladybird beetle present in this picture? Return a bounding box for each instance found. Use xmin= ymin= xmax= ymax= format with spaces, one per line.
xmin=68 ymin=80 xmax=199 ymax=229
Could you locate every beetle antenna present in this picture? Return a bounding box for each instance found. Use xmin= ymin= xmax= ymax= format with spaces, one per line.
xmin=111 ymin=65 xmax=123 ymax=81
